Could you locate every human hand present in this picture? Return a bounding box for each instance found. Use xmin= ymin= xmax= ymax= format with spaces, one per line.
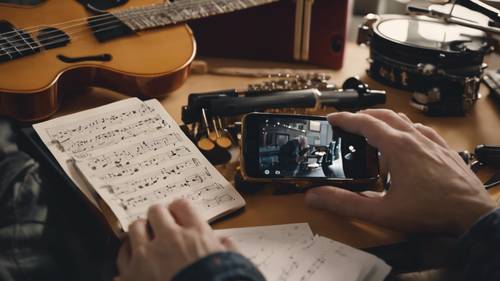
xmin=305 ymin=109 xmax=497 ymax=236
xmin=117 ymin=199 xmax=236 ymax=281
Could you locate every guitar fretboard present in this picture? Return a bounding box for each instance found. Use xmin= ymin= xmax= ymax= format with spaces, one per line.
xmin=113 ymin=0 xmax=278 ymax=31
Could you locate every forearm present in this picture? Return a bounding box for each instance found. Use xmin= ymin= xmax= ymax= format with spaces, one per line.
xmin=456 ymin=208 xmax=500 ymax=281
xmin=172 ymin=252 xmax=266 ymax=281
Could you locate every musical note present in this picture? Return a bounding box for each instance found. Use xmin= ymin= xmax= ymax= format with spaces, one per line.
xmin=185 ymin=183 xmax=224 ymax=200
xmin=200 ymin=193 xmax=235 ymax=208
xmin=93 ymin=149 xmax=195 ymax=181
xmin=35 ymin=98 xmax=245 ymax=232
xmin=119 ymin=183 xmax=177 ymax=210
xmin=46 ymin=103 xmax=156 ymax=143
xmin=298 ymin=257 xmax=327 ymax=281
xmin=103 ymin=166 xmax=210 ymax=197
xmin=277 ymin=260 xmax=299 ymax=281
xmin=61 ymin=115 xmax=169 ymax=154
xmin=80 ymin=132 xmax=183 ymax=168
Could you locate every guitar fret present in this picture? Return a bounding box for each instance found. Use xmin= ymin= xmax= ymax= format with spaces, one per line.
xmin=15 ymin=29 xmax=35 ymax=52
xmin=117 ymin=0 xmax=278 ymax=32
xmin=6 ymin=37 xmax=22 ymax=56
xmin=0 ymin=44 xmax=13 ymax=60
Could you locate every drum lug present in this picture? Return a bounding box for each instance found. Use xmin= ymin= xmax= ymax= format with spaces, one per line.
xmin=464 ymin=77 xmax=481 ymax=101
xmin=357 ymin=13 xmax=378 ymax=46
xmin=427 ymin=87 xmax=441 ymax=103
xmin=417 ymin=63 xmax=436 ymax=75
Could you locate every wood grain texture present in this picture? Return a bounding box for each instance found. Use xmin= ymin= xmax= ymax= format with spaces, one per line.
xmin=50 ymin=42 xmax=500 ymax=248
xmin=0 ymin=0 xmax=195 ymax=121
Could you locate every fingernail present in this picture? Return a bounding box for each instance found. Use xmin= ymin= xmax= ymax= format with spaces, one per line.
xmin=305 ymin=192 xmax=319 ymax=206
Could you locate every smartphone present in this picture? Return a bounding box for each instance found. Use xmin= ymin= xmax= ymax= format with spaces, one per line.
xmin=241 ymin=113 xmax=379 ymax=184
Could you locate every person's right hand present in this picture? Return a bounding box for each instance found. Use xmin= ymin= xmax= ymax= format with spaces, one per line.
xmin=116 ymin=199 xmax=236 ymax=281
xmin=305 ymin=109 xmax=497 ymax=236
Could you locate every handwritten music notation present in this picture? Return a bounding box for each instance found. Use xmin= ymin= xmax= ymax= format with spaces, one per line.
xmin=34 ymin=98 xmax=245 ymax=232
xmin=124 ymin=191 xmax=238 ymax=223
xmin=92 ymin=148 xmax=194 ymax=181
xmin=46 ymin=103 xmax=156 ymax=143
xmin=214 ymin=224 xmax=391 ymax=281
xmin=277 ymin=260 xmax=299 ymax=281
xmin=186 ymin=183 xmax=225 ymax=201
xmin=298 ymin=257 xmax=327 ymax=281
xmin=107 ymin=167 xmax=210 ymax=199
xmin=199 ymin=193 xmax=236 ymax=208
xmin=80 ymin=132 xmax=184 ymax=169
xmin=66 ymin=115 xmax=169 ymax=154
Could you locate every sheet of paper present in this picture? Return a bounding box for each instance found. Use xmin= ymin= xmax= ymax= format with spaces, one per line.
xmin=215 ymin=224 xmax=391 ymax=281
xmin=33 ymin=98 xmax=245 ymax=231
xmin=271 ymin=236 xmax=362 ymax=281
xmin=215 ymin=223 xmax=314 ymax=270
xmin=33 ymin=98 xmax=146 ymax=208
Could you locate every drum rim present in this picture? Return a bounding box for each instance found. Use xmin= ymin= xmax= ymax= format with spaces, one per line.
xmin=371 ymin=14 xmax=487 ymax=55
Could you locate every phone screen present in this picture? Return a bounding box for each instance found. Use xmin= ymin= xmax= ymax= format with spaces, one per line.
xmin=242 ymin=113 xmax=379 ymax=180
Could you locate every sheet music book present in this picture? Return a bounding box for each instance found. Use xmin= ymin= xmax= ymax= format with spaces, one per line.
xmin=33 ymin=98 xmax=245 ymax=234
xmin=215 ymin=223 xmax=391 ymax=281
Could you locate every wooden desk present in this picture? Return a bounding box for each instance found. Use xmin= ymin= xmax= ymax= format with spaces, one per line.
xmin=53 ymin=42 xmax=500 ymax=248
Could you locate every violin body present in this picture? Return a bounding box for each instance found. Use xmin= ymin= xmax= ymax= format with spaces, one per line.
xmin=0 ymin=0 xmax=196 ymax=121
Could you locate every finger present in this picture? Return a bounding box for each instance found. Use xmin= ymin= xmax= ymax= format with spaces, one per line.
xmin=413 ymin=123 xmax=449 ymax=148
xmin=327 ymin=112 xmax=398 ymax=153
xmin=147 ymin=204 xmax=179 ymax=237
xmin=169 ymin=198 xmax=210 ymax=232
xmin=220 ymin=236 xmax=238 ymax=252
xmin=305 ymin=186 xmax=385 ymax=223
xmin=359 ymin=109 xmax=415 ymax=132
xmin=128 ymin=219 xmax=149 ymax=252
xmin=397 ymin=112 xmax=412 ymax=124
xmin=117 ymin=240 xmax=131 ymax=274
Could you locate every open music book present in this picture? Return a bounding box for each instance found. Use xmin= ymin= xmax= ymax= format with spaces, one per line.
xmin=33 ymin=98 xmax=245 ymax=234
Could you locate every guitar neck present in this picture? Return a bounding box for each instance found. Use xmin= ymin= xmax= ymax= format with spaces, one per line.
xmin=114 ymin=0 xmax=278 ymax=31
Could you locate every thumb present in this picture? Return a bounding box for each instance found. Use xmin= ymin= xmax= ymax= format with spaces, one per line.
xmin=220 ymin=236 xmax=239 ymax=252
xmin=305 ymin=186 xmax=384 ymax=222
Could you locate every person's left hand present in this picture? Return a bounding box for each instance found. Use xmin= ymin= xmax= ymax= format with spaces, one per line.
xmin=116 ymin=199 xmax=237 ymax=281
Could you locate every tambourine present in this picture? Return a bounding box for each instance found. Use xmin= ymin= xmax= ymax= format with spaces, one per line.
xmin=358 ymin=14 xmax=493 ymax=116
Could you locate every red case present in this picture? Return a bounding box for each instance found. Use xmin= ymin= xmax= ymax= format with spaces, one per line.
xmin=188 ymin=0 xmax=351 ymax=70
xmin=309 ymin=0 xmax=351 ymax=69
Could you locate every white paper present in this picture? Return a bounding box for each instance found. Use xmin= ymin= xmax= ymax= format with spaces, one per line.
xmin=215 ymin=224 xmax=391 ymax=281
xmin=216 ymin=223 xmax=314 ymax=270
xmin=33 ymin=98 xmax=245 ymax=231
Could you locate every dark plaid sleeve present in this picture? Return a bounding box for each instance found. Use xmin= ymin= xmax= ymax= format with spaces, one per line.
xmin=172 ymin=252 xmax=266 ymax=281
xmin=456 ymin=208 xmax=500 ymax=281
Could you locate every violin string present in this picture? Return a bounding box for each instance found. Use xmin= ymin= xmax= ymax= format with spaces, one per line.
xmin=0 ymin=0 xmax=215 ymax=52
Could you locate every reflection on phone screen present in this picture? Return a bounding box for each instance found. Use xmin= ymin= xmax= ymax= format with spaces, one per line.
xmin=258 ymin=118 xmax=365 ymax=179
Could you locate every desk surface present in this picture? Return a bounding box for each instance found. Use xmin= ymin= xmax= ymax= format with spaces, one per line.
xmin=54 ymin=42 xmax=500 ymax=248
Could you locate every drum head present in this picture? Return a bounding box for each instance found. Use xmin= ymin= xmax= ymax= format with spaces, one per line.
xmin=374 ymin=16 xmax=486 ymax=53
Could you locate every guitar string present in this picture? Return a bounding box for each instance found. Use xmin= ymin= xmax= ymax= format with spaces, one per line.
xmin=0 ymin=18 xmax=168 ymax=56
xmin=0 ymin=0 xmax=217 ymax=51
xmin=0 ymin=0 xmax=269 ymax=50
xmin=0 ymin=0 xmax=273 ymax=57
xmin=0 ymin=0 xmax=264 ymax=56
xmin=0 ymin=0 xmax=213 ymax=38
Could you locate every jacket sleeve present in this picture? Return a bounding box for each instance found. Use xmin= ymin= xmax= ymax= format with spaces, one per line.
xmin=172 ymin=252 xmax=266 ymax=281
xmin=456 ymin=208 xmax=500 ymax=281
